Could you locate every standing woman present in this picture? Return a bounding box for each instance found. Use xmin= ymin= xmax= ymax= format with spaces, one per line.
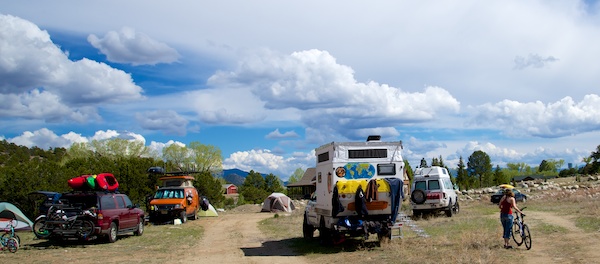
xmin=499 ymin=188 xmax=523 ymax=249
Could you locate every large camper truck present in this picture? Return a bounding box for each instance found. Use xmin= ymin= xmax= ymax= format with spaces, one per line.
xmin=303 ymin=135 xmax=408 ymax=243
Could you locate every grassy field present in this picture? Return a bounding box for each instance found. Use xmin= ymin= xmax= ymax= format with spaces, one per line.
xmin=259 ymin=186 xmax=600 ymax=264
xmin=3 ymin=180 xmax=599 ymax=263
xmin=2 ymin=223 xmax=204 ymax=263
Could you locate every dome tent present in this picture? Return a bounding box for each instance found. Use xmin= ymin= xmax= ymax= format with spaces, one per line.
xmin=260 ymin=193 xmax=295 ymax=213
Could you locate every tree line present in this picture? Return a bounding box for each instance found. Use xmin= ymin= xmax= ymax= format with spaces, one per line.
xmin=0 ymin=139 xmax=288 ymax=219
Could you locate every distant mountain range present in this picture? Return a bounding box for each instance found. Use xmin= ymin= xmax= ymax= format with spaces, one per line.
xmin=220 ymin=169 xmax=269 ymax=186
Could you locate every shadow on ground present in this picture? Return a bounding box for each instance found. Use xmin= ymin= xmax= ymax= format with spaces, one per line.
xmin=241 ymin=237 xmax=381 ymax=257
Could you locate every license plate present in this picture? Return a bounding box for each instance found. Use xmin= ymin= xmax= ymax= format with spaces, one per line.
xmin=160 ymin=210 xmax=168 ymax=214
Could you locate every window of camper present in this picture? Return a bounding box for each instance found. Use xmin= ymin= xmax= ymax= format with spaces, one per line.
xmin=348 ymin=149 xmax=387 ymax=159
xmin=318 ymin=152 xmax=329 ymax=163
xmin=377 ymin=163 xmax=396 ymax=175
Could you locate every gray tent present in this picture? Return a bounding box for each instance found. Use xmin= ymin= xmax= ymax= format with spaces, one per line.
xmin=260 ymin=193 xmax=296 ymax=213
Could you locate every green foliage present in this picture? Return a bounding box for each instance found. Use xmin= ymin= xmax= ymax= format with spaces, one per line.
xmin=288 ymin=168 xmax=304 ymax=184
xmin=240 ymin=170 xmax=270 ymax=204
xmin=467 ymin=150 xmax=493 ymax=188
xmin=188 ymin=141 xmax=223 ymax=174
xmin=455 ymin=156 xmax=470 ymax=190
xmin=420 ymin=158 xmax=428 ymax=168
xmin=194 ymin=171 xmax=225 ymax=207
xmin=264 ymin=173 xmax=284 ymax=193
xmin=404 ymin=160 xmax=413 ymax=182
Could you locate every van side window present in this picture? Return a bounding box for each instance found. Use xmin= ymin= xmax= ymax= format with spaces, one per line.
xmin=101 ymin=195 xmax=116 ymax=210
xmin=428 ymin=180 xmax=440 ymax=190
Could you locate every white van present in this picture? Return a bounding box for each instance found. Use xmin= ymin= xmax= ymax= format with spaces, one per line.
xmin=410 ymin=166 xmax=459 ymax=217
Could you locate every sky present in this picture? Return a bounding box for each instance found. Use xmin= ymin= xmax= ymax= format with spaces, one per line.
xmin=1 ymin=1 xmax=600 ymax=180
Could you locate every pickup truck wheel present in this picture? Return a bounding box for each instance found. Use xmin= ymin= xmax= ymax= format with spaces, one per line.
xmin=303 ymin=214 xmax=314 ymax=240
xmin=318 ymin=217 xmax=332 ymax=245
xmin=453 ymin=201 xmax=460 ymax=214
xmin=107 ymin=222 xmax=118 ymax=243
xmin=134 ymin=217 xmax=144 ymax=236
xmin=180 ymin=211 xmax=187 ymax=223
xmin=445 ymin=200 xmax=454 ymax=217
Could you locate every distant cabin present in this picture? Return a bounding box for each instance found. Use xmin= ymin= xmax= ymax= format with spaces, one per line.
xmin=223 ymin=184 xmax=238 ymax=195
xmin=286 ymin=168 xmax=316 ymax=200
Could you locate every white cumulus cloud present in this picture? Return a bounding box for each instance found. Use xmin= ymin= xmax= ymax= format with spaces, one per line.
xmin=88 ymin=27 xmax=180 ymax=65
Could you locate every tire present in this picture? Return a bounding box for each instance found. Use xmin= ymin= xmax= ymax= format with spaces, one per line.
xmin=134 ymin=217 xmax=144 ymax=236
xmin=411 ymin=189 xmax=426 ymax=204
xmin=189 ymin=210 xmax=197 ymax=220
xmin=445 ymin=200 xmax=454 ymax=217
xmin=523 ymin=225 xmax=532 ymax=250
xmin=79 ymin=220 xmax=94 ymax=240
xmin=377 ymin=227 xmax=392 ymax=243
xmin=453 ymin=200 xmax=460 ymax=214
xmin=302 ymin=214 xmax=314 ymax=240
xmin=511 ymin=221 xmax=523 ymax=246
xmin=318 ymin=217 xmax=332 ymax=245
xmin=107 ymin=222 xmax=118 ymax=243
xmin=2 ymin=233 xmax=20 ymax=245
xmin=6 ymin=237 xmax=19 ymax=253
xmin=33 ymin=216 xmax=51 ymax=239
xmin=180 ymin=211 xmax=188 ymax=224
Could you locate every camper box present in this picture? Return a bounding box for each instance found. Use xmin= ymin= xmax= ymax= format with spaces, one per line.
xmin=304 ymin=136 xmax=408 ymax=243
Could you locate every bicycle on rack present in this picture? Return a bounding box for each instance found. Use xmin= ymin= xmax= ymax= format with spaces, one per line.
xmin=33 ymin=204 xmax=96 ymax=240
xmin=511 ymin=206 xmax=531 ymax=250
xmin=2 ymin=219 xmax=21 ymax=245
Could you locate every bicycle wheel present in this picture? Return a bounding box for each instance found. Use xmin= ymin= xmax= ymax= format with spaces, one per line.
xmin=1 ymin=233 xmax=20 ymax=245
xmin=33 ymin=217 xmax=51 ymax=239
xmin=79 ymin=220 xmax=94 ymax=239
xmin=511 ymin=221 xmax=523 ymax=246
xmin=523 ymin=224 xmax=532 ymax=250
xmin=6 ymin=237 xmax=19 ymax=253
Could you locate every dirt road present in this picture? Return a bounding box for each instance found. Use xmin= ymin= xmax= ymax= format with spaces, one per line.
xmin=521 ymin=210 xmax=600 ymax=263
xmin=182 ymin=210 xmax=308 ymax=264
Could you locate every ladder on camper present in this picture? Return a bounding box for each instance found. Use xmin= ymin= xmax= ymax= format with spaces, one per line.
xmin=390 ymin=212 xmax=430 ymax=239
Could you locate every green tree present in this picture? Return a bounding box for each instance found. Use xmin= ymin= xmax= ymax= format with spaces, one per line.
xmin=420 ymin=158 xmax=428 ymax=168
xmin=467 ymin=150 xmax=493 ymax=188
xmin=264 ymin=173 xmax=284 ymax=193
xmin=288 ymin=168 xmax=304 ymax=184
xmin=188 ymin=141 xmax=222 ymax=174
xmin=195 ymin=171 xmax=225 ymax=207
xmin=240 ymin=170 xmax=269 ymax=204
xmin=493 ymin=165 xmax=508 ymax=185
xmin=162 ymin=143 xmax=190 ymax=171
xmin=455 ymin=156 xmax=469 ymax=190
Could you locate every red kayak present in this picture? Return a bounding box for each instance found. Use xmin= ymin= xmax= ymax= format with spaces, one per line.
xmin=96 ymin=173 xmax=119 ymax=192
xmin=68 ymin=175 xmax=91 ymax=189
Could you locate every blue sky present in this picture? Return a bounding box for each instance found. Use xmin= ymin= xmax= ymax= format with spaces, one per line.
xmin=1 ymin=1 xmax=600 ymax=180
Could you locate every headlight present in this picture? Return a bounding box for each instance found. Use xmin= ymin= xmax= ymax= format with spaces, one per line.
xmin=150 ymin=205 xmax=155 ymax=211
xmin=175 ymin=204 xmax=181 ymax=209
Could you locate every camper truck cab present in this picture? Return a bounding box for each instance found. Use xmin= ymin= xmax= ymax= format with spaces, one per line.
xmin=303 ymin=136 xmax=409 ymax=243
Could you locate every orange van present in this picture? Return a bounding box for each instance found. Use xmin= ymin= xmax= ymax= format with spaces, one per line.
xmin=148 ymin=174 xmax=200 ymax=224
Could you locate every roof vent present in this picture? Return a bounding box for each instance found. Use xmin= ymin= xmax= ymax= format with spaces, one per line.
xmin=366 ymin=135 xmax=381 ymax=142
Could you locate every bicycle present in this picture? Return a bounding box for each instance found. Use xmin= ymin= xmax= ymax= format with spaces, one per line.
xmin=0 ymin=225 xmax=19 ymax=253
xmin=511 ymin=207 xmax=531 ymax=250
xmin=2 ymin=219 xmax=21 ymax=245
